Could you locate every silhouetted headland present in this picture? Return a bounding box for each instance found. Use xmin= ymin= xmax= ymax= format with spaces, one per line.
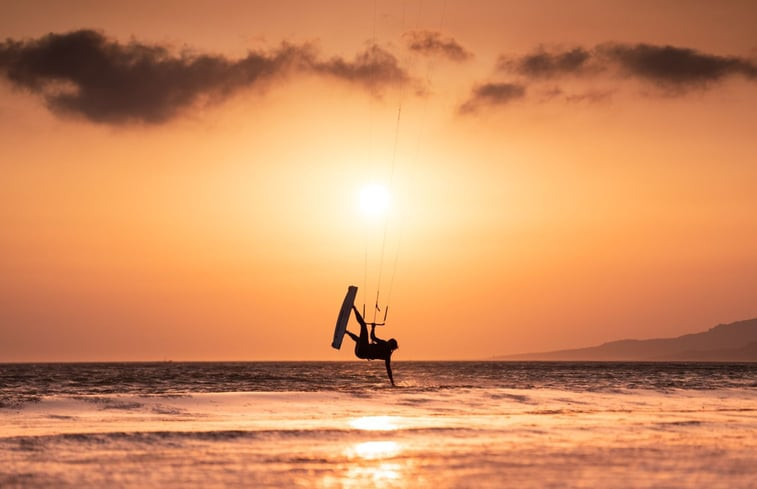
xmin=498 ymin=318 xmax=757 ymax=361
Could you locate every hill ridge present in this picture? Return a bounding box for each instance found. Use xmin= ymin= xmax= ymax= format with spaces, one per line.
xmin=498 ymin=318 xmax=757 ymax=361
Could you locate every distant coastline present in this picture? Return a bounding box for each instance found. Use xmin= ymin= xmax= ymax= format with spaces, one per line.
xmin=497 ymin=318 xmax=757 ymax=362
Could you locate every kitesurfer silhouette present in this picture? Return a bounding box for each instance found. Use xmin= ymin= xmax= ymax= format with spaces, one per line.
xmin=344 ymin=304 xmax=399 ymax=386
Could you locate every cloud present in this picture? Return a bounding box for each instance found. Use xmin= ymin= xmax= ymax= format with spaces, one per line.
xmin=537 ymin=87 xmax=613 ymax=104
xmin=314 ymin=44 xmax=409 ymax=88
xmin=500 ymin=47 xmax=592 ymax=78
xmin=403 ymin=30 xmax=472 ymax=62
xmin=501 ymin=42 xmax=757 ymax=89
xmin=563 ymin=89 xmax=613 ymax=104
xmin=465 ymin=42 xmax=757 ymax=113
xmin=596 ymin=43 xmax=757 ymax=89
xmin=0 ymin=29 xmax=409 ymax=124
xmin=459 ymin=82 xmax=526 ymax=114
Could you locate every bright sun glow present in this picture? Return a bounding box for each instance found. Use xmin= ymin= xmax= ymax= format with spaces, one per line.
xmin=358 ymin=183 xmax=391 ymax=218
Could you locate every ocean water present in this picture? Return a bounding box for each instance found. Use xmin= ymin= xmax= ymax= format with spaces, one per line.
xmin=1 ymin=362 xmax=756 ymax=488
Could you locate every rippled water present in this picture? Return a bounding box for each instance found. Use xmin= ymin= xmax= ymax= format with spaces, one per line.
xmin=1 ymin=362 xmax=756 ymax=488
xmin=2 ymin=361 xmax=755 ymax=399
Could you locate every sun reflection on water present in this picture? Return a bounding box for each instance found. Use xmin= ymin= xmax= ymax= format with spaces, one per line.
xmin=336 ymin=441 xmax=405 ymax=489
xmin=349 ymin=440 xmax=401 ymax=460
xmin=344 ymin=462 xmax=402 ymax=487
xmin=326 ymin=417 xmax=407 ymax=488
xmin=349 ymin=416 xmax=399 ymax=431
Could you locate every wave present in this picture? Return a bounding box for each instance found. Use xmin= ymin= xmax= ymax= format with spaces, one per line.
xmin=1 ymin=424 xmax=488 ymax=450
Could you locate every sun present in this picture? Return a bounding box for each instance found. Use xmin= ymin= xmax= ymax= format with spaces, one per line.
xmin=358 ymin=183 xmax=391 ymax=218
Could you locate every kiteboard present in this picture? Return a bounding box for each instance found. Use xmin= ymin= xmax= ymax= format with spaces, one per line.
xmin=332 ymin=285 xmax=358 ymax=349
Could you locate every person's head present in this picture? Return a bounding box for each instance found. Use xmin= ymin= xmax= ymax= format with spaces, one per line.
xmin=387 ymin=338 xmax=398 ymax=351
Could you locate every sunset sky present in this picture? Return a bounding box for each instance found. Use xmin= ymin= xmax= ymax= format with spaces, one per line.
xmin=1 ymin=0 xmax=756 ymax=361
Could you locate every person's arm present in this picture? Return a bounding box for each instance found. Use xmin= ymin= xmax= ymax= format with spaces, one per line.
xmin=370 ymin=324 xmax=379 ymax=343
xmin=384 ymin=357 xmax=395 ymax=386
xmin=352 ymin=305 xmax=366 ymax=328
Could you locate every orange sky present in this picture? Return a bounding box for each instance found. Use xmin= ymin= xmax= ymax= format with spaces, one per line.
xmin=1 ymin=0 xmax=756 ymax=361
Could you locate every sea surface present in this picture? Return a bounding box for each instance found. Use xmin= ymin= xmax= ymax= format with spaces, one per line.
xmin=1 ymin=362 xmax=756 ymax=488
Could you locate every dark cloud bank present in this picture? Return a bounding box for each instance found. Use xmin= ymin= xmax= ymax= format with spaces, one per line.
xmin=2 ymin=31 xmax=755 ymax=121
xmin=0 ymin=29 xmax=408 ymax=124
xmin=463 ymin=42 xmax=757 ymax=113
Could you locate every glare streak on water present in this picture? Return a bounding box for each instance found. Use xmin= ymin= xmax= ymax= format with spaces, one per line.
xmin=1 ymin=362 xmax=756 ymax=489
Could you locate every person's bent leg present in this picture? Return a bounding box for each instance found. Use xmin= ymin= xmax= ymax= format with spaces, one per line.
xmin=358 ymin=320 xmax=369 ymax=345
xmin=352 ymin=305 xmax=369 ymax=346
xmin=352 ymin=307 xmax=370 ymax=358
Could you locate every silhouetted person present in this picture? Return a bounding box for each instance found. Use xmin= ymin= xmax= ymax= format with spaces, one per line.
xmin=345 ymin=304 xmax=399 ymax=386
